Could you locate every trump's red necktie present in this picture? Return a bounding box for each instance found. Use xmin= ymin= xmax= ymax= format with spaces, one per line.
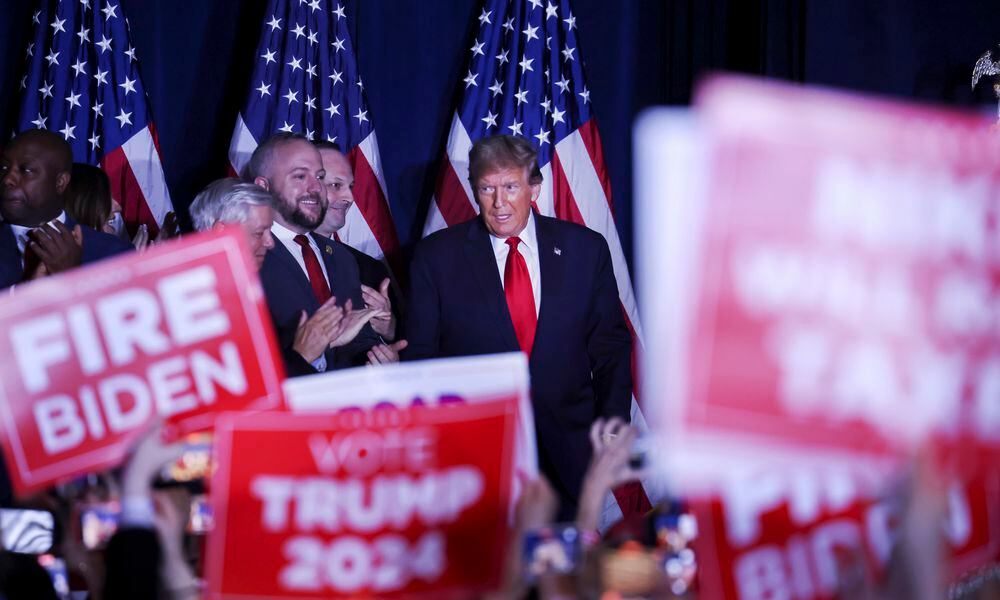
xmin=504 ymin=237 xmax=536 ymax=354
xmin=293 ymin=234 xmax=332 ymax=304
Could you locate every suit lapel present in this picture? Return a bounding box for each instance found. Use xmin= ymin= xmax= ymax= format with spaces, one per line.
xmin=310 ymin=234 xmax=341 ymax=365
xmin=534 ymin=216 xmax=565 ymax=349
xmin=269 ymin=240 xmax=318 ymax=310
xmin=464 ymin=220 xmax=520 ymax=350
xmin=312 ymin=233 xmax=343 ymax=299
xmin=0 ymin=224 xmax=22 ymax=289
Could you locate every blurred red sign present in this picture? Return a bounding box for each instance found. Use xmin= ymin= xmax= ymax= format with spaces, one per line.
xmin=0 ymin=228 xmax=285 ymax=495
xmin=637 ymin=76 xmax=1000 ymax=598
xmin=206 ymin=399 xmax=518 ymax=598
xmin=284 ymin=352 xmax=538 ymax=487
xmin=639 ymin=76 xmax=1000 ymax=489
xmin=692 ymin=467 xmax=1000 ymax=598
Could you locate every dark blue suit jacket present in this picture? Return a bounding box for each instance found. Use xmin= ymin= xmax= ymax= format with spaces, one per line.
xmin=0 ymin=217 xmax=132 ymax=291
xmin=403 ymin=215 xmax=632 ymax=511
xmin=259 ymin=232 xmax=380 ymax=376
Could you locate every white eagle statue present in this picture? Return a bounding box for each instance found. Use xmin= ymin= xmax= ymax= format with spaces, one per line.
xmin=972 ymin=46 xmax=1000 ymax=124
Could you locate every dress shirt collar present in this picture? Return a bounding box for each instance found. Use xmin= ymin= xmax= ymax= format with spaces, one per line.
xmin=270 ymin=219 xmax=309 ymax=243
xmin=9 ymin=211 xmax=67 ymax=253
xmin=488 ymin=211 xmax=537 ymax=257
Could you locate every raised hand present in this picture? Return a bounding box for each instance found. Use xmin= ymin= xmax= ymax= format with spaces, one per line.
xmin=366 ymin=339 xmax=408 ymax=365
xmin=122 ymin=423 xmax=187 ymax=499
xmin=577 ymin=417 xmax=645 ymax=531
xmin=291 ymin=296 xmax=345 ymax=362
xmin=361 ymin=277 xmax=395 ymax=340
xmin=132 ymin=223 xmax=150 ymax=252
xmin=329 ymin=298 xmax=387 ymax=348
xmin=24 ymin=261 xmax=48 ymax=280
xmin=155 ymin=211 xmax=179 ymax=242
xmin=30 ymin=221 xmax=83 ymax=274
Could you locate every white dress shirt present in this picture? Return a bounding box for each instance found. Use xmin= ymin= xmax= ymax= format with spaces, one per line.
xmin=488 ymin=211 xmax=541 ymax=316
xmin=271 ymin=220 xmax=331 ymax=372
xmin=270 ymin=220 xmax=332 ymax=285
xmin=9 ymin=211 xmax=67 ymax=268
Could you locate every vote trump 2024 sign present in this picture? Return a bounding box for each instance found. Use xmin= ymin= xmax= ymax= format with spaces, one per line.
xmin=206 ymin=400 xmax=517 ymax=598
xmin=284 ymin=352 xmax=538 ymax=488
xmin=0 ymin=228 xmax=284 ymax=495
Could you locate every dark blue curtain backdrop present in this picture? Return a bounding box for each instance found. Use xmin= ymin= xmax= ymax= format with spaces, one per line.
xmin=2 ymin=1 xmax=999 ymax=271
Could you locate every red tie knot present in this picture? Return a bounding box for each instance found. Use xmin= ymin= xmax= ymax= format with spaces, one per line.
xmin=505 ymin=236 xmax=522 ymax=250
xmin=293 ymin=234 xmax=310 ymax=248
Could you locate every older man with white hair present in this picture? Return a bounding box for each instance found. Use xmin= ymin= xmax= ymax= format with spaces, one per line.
xmin=190 ymin=177 xmax=352 ymax=373
xmin=189 ymin=178 xmax=276 ymax=268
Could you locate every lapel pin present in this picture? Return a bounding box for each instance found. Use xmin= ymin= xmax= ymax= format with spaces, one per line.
xmin=554 ymin=247 xmax=561 ymax=256
xmin=324 ymin=246 xmax=333 ymax=255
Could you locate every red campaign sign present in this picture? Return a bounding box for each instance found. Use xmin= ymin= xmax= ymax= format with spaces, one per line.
xmin=284 ymin=352 xmax=539 ymax=486
xmin=205 ymin=399 xmax=518 ymax=599
xmin=692 ymin=467 xmax=1000 ymax=599
xmin=635 ymin=77 xmax=1000 ymax=599
xmin=638 ymin=76 xmax=1000 ymax=489
xmin=0 ymin=228 xmax=285 ymax=495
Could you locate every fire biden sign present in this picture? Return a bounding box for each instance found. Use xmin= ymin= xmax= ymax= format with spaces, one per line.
xmin=0 ymin=228 xmax=285 ymax=495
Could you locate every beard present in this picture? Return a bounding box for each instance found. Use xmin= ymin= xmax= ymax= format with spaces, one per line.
xmin=276 ymin=192 xmax=327 ymax=230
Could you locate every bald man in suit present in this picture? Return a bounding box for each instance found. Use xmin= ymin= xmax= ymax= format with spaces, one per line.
xmin=1 ymin=129 xmax=131 ymax=291
xmin=247 ymin=133 xmax=403 ymax=376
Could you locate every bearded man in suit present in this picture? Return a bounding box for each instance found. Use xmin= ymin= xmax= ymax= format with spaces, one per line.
xmin=247 ymin=133 xmax=400 ymax=375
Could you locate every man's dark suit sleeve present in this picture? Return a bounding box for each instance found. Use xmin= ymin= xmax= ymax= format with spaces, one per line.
xmin=586 ymin=236 xmax=633 ymax=421
xmin=103 ymin=527 xmax=161 ymax=600
xmin=402 ymin=245 xmax=440 ymax=360
xmin=80 ymin=225 xmax=133 ymax=262
xmin=265 ymin=307 xmax=318 ymax=377
xmin=284 ymin=345 xmax=321 ymax=377
xmin=0 ymin=222 xmax=132 ymax=291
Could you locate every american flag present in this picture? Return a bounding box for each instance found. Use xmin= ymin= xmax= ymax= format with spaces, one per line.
xmin=14 ymin=0 xmax=173 ymax=237
xmin=228 ymin=0 xmax=400 ymax=269
xmin=424 ymin=0 xmax=657 ymax=524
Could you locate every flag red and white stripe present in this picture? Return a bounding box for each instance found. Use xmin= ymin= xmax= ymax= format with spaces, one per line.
xmin=104 ymin=123 xmax=172 ymax=235
xmin=15 ymin=0 xmax=173 ymax=237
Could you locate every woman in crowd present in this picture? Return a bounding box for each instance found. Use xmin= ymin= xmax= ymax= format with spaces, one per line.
xmin=64 ymin=163 xmax=122 ymax=236
xmin=64 ymin=162 xmax=178 ymax=249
